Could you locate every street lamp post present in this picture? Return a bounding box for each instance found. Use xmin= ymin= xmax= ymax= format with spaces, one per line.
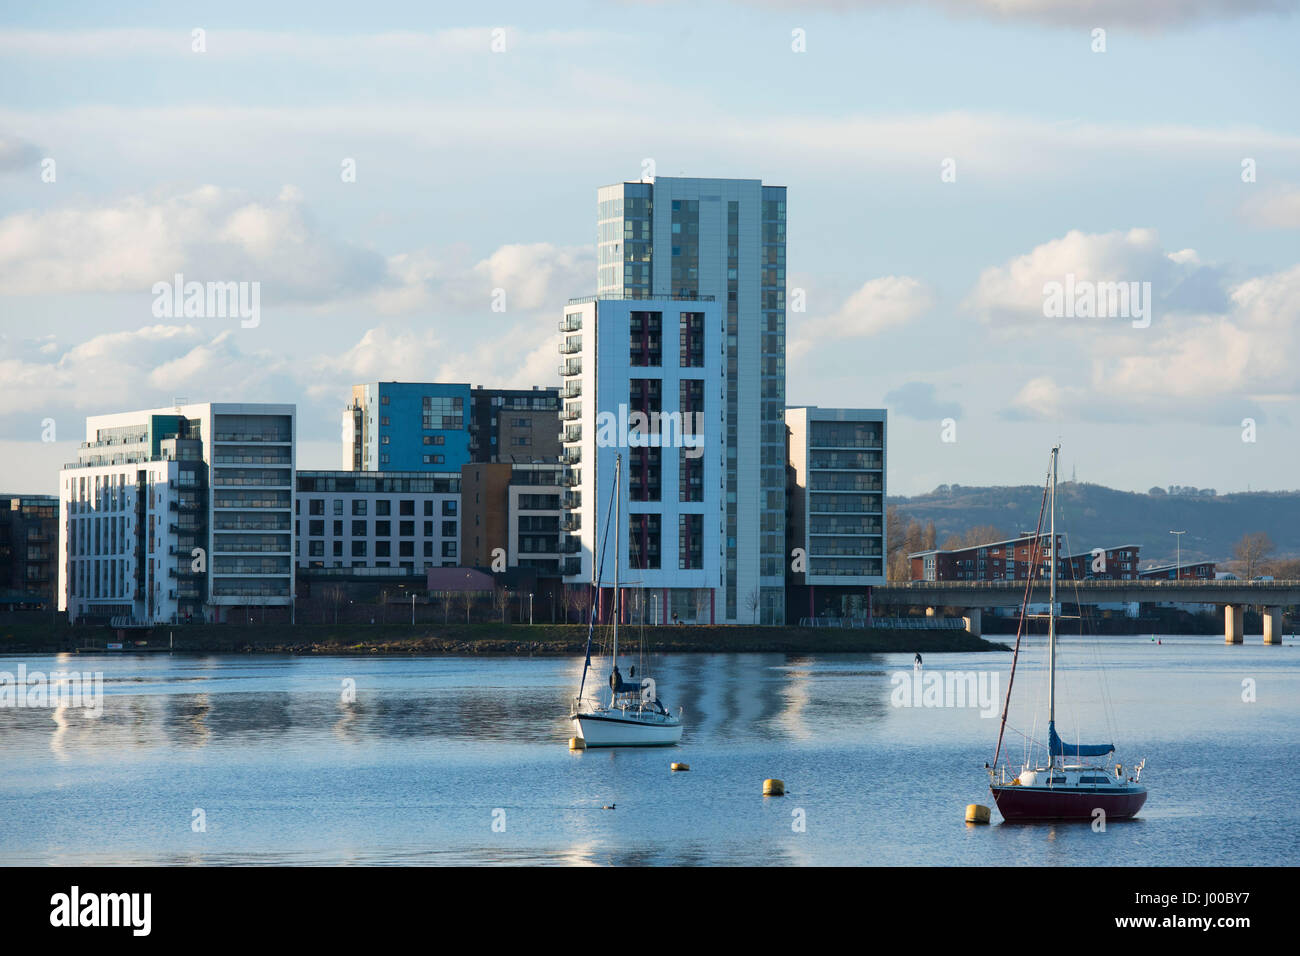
xmin=1170 ymin=530 xmax=1186 ymax=579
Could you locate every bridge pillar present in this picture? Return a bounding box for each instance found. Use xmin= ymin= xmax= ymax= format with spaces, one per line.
xmin=1225 ymin=605 xmax=1244 ymax=644
xmin=963 ymin=608 xmax=982 ymax=637
xmin=1264 ymin=607 xmax=1284 ymax=645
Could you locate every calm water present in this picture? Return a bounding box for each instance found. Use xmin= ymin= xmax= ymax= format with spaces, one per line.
xmin=2 ymin=635 xmax=1298 ymax=866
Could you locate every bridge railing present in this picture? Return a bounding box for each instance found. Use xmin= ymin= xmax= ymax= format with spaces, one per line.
xmin=798 ymin=616 xmax=967 ymax=629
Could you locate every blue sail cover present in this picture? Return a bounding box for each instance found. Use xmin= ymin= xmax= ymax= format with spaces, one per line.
xmin=1048 ymin=721 xmax=1114 ymax=758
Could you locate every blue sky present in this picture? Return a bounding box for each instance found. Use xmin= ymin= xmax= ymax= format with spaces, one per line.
xmin=2 ymin=0 xmax=1299 ymax=496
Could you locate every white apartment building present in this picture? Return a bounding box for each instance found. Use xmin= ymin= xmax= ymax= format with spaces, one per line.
xmin=560 ymin=295 xmax=725 ymax=624
xmin=294 ymin=470 xmax=461 ymax=579
xmin=507 ymin=462 xmax=564 ymax=575
xmin=59 ymin=403 xmax=296 ymax=624
xmin=785 ymin=407 xmax=887 ymax=621
xmin=590 ymin=176 xmax=788 ymax=623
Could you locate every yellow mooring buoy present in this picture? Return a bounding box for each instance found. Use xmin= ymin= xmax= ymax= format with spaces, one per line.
xmin=671 ymin=762 xmax=690 ymax=772
xmin=763 ymin=778 xmax=785 ymax=796
xmin=569 ymin=737 xmax=586 ymax=751
xmin=965 ymin=803 xmax=991 ymax=824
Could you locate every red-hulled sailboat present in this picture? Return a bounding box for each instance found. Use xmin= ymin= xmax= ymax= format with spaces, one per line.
xmin=987 ymin=445 xmax=1148 ymax=822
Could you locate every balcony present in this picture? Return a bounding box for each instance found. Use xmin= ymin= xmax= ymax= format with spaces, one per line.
xmin=213 ymin=432 xmax=292 ymax=443
xmin=809 ymin=546 xmax=884 ymax=557
xmin=810 ymin=439 xmax=883 ymax=450
xmin=562 ymin=383 xmax=582 ymax=399
xmin=809 ymin=523 xmax=881 ymax=536
xmin=561 ymin=515 xmax=581 ymax=532
xmin=559 ymin=315 xmax=582 ymax=332
xmin=810 ymin=476 xmax=884 ymax=492
xmin=560 ymin=405 xmax=581 ymax=421
xmin=559 ymin=338 xmax=582 ymax=355
xmin=809 ymin=453 xmax=882 ymax=471
xmin=567 ymin=292 xmax=715 ymax=304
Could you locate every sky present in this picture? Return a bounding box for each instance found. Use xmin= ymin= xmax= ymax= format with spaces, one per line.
xmin=2 ymin=0 xmax=1299 ymax=497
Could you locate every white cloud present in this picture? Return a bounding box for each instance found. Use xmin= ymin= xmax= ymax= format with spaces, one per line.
xmin=0 ymin=324 xmax=287 ymax=429
xmin=1000 ymin=261 xmax=1300 ymax=421
xmin=0 ymin=311 xmax=565 ymax=445
xmin=375 ymin=242 xmax=592 ymax=315
xmin=966 ymin=227 xmax=1225 ymax=325
xmin=0 ymin=184 xmax=592 ymax=323
xmin=0 ymin=185 xmax=385 ymax=301
xmin=790 ymin=275 xmax=932 ymax=358
xmin=4 ymin=102 xmax=1296 ymax=198
xmin=738 ymin=0 xmax=1297 ymax=29
xmin=0 ymin=27 xmax=615 ymax=60
xmin=1239 ymin=184 xmax=1300 ymax=229
xmin=1109 ymin=264 xmax=1300 ymax=394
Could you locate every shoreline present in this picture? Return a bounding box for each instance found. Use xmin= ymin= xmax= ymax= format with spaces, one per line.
xmin=0 ymin=622 xmax=1007 ymax=656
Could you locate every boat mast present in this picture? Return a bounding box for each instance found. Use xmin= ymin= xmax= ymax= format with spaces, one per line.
xmin=1048 ymin=444 xmax=1059 ymax=767
xmin=612 ymin=454 xmax=621 ymax=671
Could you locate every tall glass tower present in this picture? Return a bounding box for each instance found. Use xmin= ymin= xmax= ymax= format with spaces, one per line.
xmin=595 ymin=177 xmax=787 ymax=624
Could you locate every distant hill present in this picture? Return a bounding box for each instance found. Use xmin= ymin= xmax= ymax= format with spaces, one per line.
xmin=887 ymin=482 xmax=1300 ymax=567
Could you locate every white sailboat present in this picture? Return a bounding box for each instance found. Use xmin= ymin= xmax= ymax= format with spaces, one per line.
xmin=570 ymin=454 xmax=684 ymax=747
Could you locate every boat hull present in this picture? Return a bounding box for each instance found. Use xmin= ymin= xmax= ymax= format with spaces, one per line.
xmin=572 ymin=712 xmax=683 ymax=747
xmin=991 ymin=784 xmax=1147 ymax=822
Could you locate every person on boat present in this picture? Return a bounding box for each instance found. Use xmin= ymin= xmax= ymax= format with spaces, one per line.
xmin=914 ymin=652 xmax=923 ymax=668
xmin=610 ymin=665 xmax=622 ymax=692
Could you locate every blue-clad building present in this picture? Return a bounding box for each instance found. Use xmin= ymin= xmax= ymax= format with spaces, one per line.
xmin=345 ymin=382 xmax=472 ymax=472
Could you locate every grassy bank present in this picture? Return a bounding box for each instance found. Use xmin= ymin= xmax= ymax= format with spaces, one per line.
xmin=0 ymin=620 xmax=1006 ymax=655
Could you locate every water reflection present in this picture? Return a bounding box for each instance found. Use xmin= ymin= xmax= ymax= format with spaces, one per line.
xmin=164 ymin=693 xmax=212 ymax=747
xmin=2 ymin=642 xmax=1299 ymax=866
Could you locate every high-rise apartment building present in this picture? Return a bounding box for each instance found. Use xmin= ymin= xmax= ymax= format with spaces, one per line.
xmin=59 ymin=403 xmax=295 ymax=624
xmin=559 ymin=295 xmax=722 ymax=623
xmin=592 ymin=177 xmax=787 ymax=623
xmin=785 ymin=407 xmax=887 ymax=620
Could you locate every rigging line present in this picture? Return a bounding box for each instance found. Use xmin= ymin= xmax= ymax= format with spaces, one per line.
xmin=577 ymin=466 xmax=620 ymax=701
xmin=1057 ymin=491 xmax=1121 ymax=748
xmin=992 ymin=452 xmax=1053 ymax=771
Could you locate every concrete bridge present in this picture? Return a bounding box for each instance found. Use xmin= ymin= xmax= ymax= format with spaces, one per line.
xmin=873 ymin=580 xmax=1300 ymax=644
